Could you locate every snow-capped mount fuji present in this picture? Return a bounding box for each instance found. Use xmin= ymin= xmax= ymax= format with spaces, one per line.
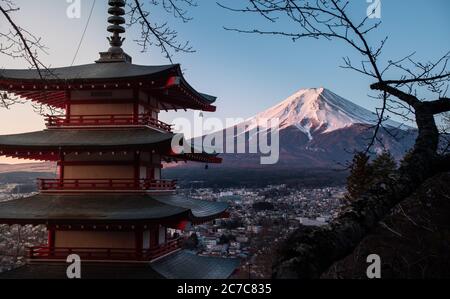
xmin=215 ymin=87 xmax=417 ymax=168
xmin=179 ymin=88 xmax=416 ymax=170
xmin=244 ymin=87 xmax=406 ymax=140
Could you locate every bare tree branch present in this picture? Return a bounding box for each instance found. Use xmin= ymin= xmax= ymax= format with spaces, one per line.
xmin=219 ymin=0 xmax=450 ymax=279
xmin=0 ymin=0 xmax=47 ymax=77
xmin=129 ymin=0 xmax=196 ymax=63
xmin=0 ymin=0 xmax=53 ymax=112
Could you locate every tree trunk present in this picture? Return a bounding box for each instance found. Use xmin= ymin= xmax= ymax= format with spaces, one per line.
xmin=273 ymin=107 xmax=444 ymax=279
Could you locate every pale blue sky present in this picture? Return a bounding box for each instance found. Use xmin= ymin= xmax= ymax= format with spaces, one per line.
xmin=0 ymin=0 xmax=449 ymax=163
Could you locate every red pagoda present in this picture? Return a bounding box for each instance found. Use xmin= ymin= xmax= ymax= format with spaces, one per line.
xmin=0 ymin=0 xmax=238 ymax=279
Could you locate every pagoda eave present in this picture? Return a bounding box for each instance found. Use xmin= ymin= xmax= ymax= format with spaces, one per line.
xmin=0 ymin=193 xmax=229 ymax=227
xmin=165 ymin=152 xmax=222 ymax=164
xmin=0 ymin=251 xmax=240 ymax=279
xmin=0 ymin=0 xmax=236 ymax=279
xmin=5 ymin=84 xmax=216 ymax=112
xmin=0 ymin=129 xmax=222 ymax=164
xmin=0 ymin=211 xmax=229 ymax=228
xmin=0 ymin=128 xmax=173 ymax=156
xmin=0 ymin=63 xmax=217 ymax=112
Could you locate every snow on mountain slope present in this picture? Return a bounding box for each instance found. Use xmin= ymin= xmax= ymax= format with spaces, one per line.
xmin=185 ymin=87 xmax=417 ymax=169
xmin=244 ymin=88 xmax=406 ymax=140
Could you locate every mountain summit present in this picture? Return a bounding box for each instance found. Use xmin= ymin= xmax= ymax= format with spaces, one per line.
xmin=247 ymin=88 xmax=404 ymax=140
xmin=184 ymin=88 xmax=416 ymax=169
xmin=215 ymin=87 xmax=416 ymax=168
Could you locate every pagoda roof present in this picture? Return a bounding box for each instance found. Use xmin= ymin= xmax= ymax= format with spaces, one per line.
xmin=0 ymin=128 xmax=222 ymax=163
xmin=0 ymin=128 xmax=172 ymax=150
xmin=155 ymin=195 xmax=229 ymax=219
xmin=0 ymin=63 xmax=176 ymax=81
xmin=0 ymin=250 xmax=239 ymax=279
xmin=0 ymin=63 xmax=217 ymax=111
xmin=0 ymin=263 xmax=163 ymax=279
xmin=0 ymin=193 xmax=228 ymax=225
xmin=151 ymin=250 xmax=240 ymax=279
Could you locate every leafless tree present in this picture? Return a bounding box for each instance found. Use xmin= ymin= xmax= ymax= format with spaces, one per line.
xmin=129 ymin=0 xmax=197 ymax=63
xmin=0 ymin=0 xmax=64 ymax=117
xmin=440 ymin=112 xmax=450 ymax=154
xmin=0 ymin=1 xmax=47 ymax=72
xmin=220 ymin=0 xmax=450 ymax=278
xmin=0 ymin=0 xmax=198 ymax=110
xmin=0 ymin=0 xmax=49 ymax=109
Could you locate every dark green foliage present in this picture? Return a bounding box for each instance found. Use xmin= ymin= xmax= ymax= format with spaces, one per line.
xmin=345 ymin=152 xmax=372 ymax=201
xmin=345 ymin=151 xmax=397 ymax=201
xmin=371 ymin=151 xmax=397 ymax=179
xmin=324 ymin=173 xmax=450 ymax=279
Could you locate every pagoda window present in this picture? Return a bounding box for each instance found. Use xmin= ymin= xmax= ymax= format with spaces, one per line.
xmin=154 ymin=168 xmax=162 ymax=180
xmin=139 ymin=166 xmax=148 ymax=180
xmin=143 ymin=230 xmax=151 ymax=250
xmin=138 ymin=104 xmax=146 ymax=115
xmin=151 ymin=109 xmax=160 ymax=120
xmin=159 ymin=226 xmax=167 ymax=246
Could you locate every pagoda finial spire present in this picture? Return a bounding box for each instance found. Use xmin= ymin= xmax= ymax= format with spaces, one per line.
xmin=107 ymin=0 xmax=126 ymax=52
xmin=97 ymin=0 xmax=132 ymax=63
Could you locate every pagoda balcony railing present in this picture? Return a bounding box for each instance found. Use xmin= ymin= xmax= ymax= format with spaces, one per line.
xmin=46 ymin=114 xmax=173 ymax=132
xmin=38 ymin=178 xmax=177 ymax=192
xmin=28 ymin=238 xmax=183 ymax=262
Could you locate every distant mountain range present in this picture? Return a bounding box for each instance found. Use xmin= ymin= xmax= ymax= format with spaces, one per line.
xmin=0 ymin=163 xmax=55 ymax=192
xmin=189 ymin=88 xmax=417 ymax=169
xmin=0 ymin=162 xmax=55 ymax=174
xmin=0 ymin=88 xmax=418 ymax=177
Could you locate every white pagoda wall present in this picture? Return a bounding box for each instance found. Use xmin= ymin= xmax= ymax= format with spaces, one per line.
xmin=64 ymin=152 xmax=134 ymax=162
xmin=63 ymin=165 xmax=135 ymax=180
xmin=54 ymin=228 xmax=167 ymax=249
xmin=67 ymin=90 xmax=161 ymax=117
xmin=60 ymin=152 xmax=162 ymax=181
xmin=159 ymin=226 xmax=166 ymax=245
xmin=70 ymin=103 xmax=134 ymax=116
xmin=55 ymin=231 xmax=136 ymax=249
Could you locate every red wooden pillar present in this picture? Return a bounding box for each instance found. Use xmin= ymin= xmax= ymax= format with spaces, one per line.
xmin=57 ymin=161 xmax=65 ymax=181
xmin=165 ymin=227 xmax=169 ymax=245
xmin=133 ymin=89 xmax=139 ymax=124
xmin=134 ymin=151 xmax=141 ymax=187
xmin=65 ymin=91 xmax=71 ymax=119
xmin=48 ymin=229 xmax=56 ymax=248
xmin=135 ymin=227 xmax=143 ymax=260
xmin=148 ymin=154 xmax=155 ymax=180
xmin=58 ymin=154 xmax=65 ymax=188
xmin=48 ymin=228 xmax=56 ymax=257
